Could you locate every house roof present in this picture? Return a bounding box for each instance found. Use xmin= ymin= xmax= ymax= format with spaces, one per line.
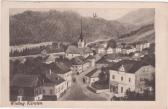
xmin=49 ymin=62 xmax=71 ymax=74
xmin=109 ymin=60 xmax=150 ymax=73
xmin=96 ymin=54 xmax=130 ymax=65
xmin=66 ymin=45 xmax=92 ymax=54
xmin=43 ymin=72 xmax=65 ymax=86
xmin=71 ymin=56 xmax=85 ymax=65
xmin=85 ymin=68 xmax=101 ymax=78
xmin=55 ymin=58 xmax=72 ymax=68
xmin=44 ymin=55 xmax=56 ymax=63
xmin=86 ymin=55 xmax=95 ymax=60
xmin=11 ymin=74 xmax=39 ymax=88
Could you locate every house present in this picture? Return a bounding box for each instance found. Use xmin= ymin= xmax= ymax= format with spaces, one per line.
xmin=85 ymin=55 xmax=96 ymax=67
xmin=109 ymin=60 xmax=155 ymax=97
xmin=135 ymin=65 xmax=155 ymax=93
xmin=96 ymin=45 xmax=106 ymax=54
xmin=10 ymin=74 xmax=43 ymax=101
xmin=135 ymin=41 xmax=150 ymax=51
xmin=71 ymin=56 xmax=90 ymax=74
xmin=106 ymin=47 xmax=115 ymax=54
xmin=43 ymin=55 xmax=56 ymax=64
xmin=96 ymin=54 xmax=130 ymax=68
xmin=84 ymin=68 xmax=101 ymax=86
xmin=51 ymin=62 xmax=73 ymax=88
xmin=65 ymin=45 xmax=93 ymax=59
xmin=115 ymin=46 xmax=122 ymax=53
xmin=122 ymin=46 xmax=136 ymax=54
xmin=42 ymin=70 xmax=67 ymax=100
xmin=132 ymin=51 xmax=144 ymax=60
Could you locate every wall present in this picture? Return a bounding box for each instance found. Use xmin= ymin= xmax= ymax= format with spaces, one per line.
xmin=135 ymin=65 xmax=155 ymax=93
xmin=109 ymin=70 xmax=136 ymax=97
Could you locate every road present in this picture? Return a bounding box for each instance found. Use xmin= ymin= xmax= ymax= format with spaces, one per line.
xmin=59 ymin=67 xmax=108 ymax=101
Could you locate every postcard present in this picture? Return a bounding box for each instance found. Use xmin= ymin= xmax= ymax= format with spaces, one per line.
xmin=1 ymin=1 xmax=168 ymax=108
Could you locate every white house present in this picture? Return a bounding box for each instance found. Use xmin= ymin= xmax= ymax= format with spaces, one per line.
xmin=42 ymin=71 xmax=67 ymax=100
xmin=109 ymin=64 xmax=136 ymax=97
xmin=71 ymin=56 xmax=90 ymax=74
xmin=106 ymin=47 xmax=115 ymax=54
xmin=85 ymin=68 xmax=101 ymax=86
xmin=109 ymin=60 xmax=155 ymax=97
xmin=52 ymin=62 xmax=73 ymax=88
xmin=115 ymin=47 xmax=122 ymax=53
xmin=96 ymin=46 xmax=106 ymax=54
xmin=135 ymin=41 xmax=150 ymax=51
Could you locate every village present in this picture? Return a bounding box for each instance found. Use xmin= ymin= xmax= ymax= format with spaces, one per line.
xmin=10 ymin=19 xmax=155 ymax=101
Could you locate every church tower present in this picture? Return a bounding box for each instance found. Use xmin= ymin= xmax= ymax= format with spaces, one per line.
xmin=78 ymin=18 xmax=85 ymax=48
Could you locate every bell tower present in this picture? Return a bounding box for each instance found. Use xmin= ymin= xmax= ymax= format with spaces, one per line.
xmin=78 ymin=17 xmax=85 ymax=48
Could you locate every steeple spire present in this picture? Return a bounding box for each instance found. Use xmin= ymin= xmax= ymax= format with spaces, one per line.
xmin=80 ymin=17 xmax=83 ymax=41
xmin=78 ymin=17 xmax=85 ymax=48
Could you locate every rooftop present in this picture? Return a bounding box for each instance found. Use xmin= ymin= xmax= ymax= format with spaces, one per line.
xmin=11 ymin=74 xmax=39 ymax=88
xmin=71 ymin=56 xmax=85 ymax=65
xmin=86 ymin=55 xmax=95 ymax=60
xmin=50 ymin=62 xmax=71 ymax=74
xmin=109 ymin=59 xmax=153 ymax=73
xmin=85 ymin=68 xmax=101 ymax=78
xmin=43 ymin=72 xmax=65 ymax=86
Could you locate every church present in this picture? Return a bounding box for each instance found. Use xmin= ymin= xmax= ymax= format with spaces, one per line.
xmin=65 ymin=18 xmax=93 ymax=60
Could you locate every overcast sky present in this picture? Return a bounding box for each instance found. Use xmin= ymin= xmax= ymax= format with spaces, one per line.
xmin=10 ymin=8 xmax=139 ymax=20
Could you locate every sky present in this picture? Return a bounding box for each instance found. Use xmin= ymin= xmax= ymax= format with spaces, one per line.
xmin=10 ymin=8 xmax=139 ymax=20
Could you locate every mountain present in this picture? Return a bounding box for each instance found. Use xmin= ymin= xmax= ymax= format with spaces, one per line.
xmin=118 ymin=8 xmax=155 ymax=26
xmin=10 ymin=10 xmax=131 ymax=45
xmin=117 ymin=8 xmax=155 ymax=43
xmin=10 ymin=9 xmax=155 ymax=46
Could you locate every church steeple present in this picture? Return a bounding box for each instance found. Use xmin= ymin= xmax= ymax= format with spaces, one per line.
xmin=78 ymin=17 xmax=85 ymax=48
xmin=80 ymin=17 xmax=83 ymax=41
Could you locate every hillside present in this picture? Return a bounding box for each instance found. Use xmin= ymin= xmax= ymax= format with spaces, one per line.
xmin=10 ymin=9 xmax=155 ymax=46
xmin=117 ymin=8 xmax=155 ymax=43
xmin=10 ymin=10 xmax=130 ymax=45
xmin=118 ymin=8 xmax=155 ymax=26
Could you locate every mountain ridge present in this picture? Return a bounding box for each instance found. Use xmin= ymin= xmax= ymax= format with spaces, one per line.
xmin=10 ymin=9 xmax=155 ymax=46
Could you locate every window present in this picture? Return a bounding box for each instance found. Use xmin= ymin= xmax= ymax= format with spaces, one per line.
xmin=112 ymin=75 xmax=115 ymax=79
xmin=121 ymin=76 xmax=123 ymax=81
xmin=121 ymin=87 xmax=123 ymax=93
xmin=129 ymin=78 xmax=131 ymax=82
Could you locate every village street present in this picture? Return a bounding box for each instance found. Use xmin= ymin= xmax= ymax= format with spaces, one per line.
xmin=59 ymin=67 xmax=110 ymax=101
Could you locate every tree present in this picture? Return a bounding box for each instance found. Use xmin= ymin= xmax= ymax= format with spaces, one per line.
xmin=108 ymin=39 xmax=116 ymax=48
xmin=98 ymin=67 xmax=109 ymax=83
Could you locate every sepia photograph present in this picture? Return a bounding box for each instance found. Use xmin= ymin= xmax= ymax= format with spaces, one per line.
xmin=9 ymin=8 xmax=156 ymax=101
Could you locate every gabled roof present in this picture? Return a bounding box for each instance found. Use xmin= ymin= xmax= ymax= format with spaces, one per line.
xmin=86 ymin=55 xmax=95 ymax=60
xmin=50 ymin=62 xmax=71 ymax=74
xmin=43 ymin=72 xmax=65 ymax=86
xmin=44 ymin=55 xmax=56 ymax=63
xmin=55 ymin=58 xmax=72 ymax=68
xmin=85 ymin=68 xmax=101 ymax=78
xmin=71 ymin=56 xmax=85 ymax=65
xmin=109 ymin=60 xmax=152 ymax=74
xmin=11 ymin=74 xmax=39 ymax=88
